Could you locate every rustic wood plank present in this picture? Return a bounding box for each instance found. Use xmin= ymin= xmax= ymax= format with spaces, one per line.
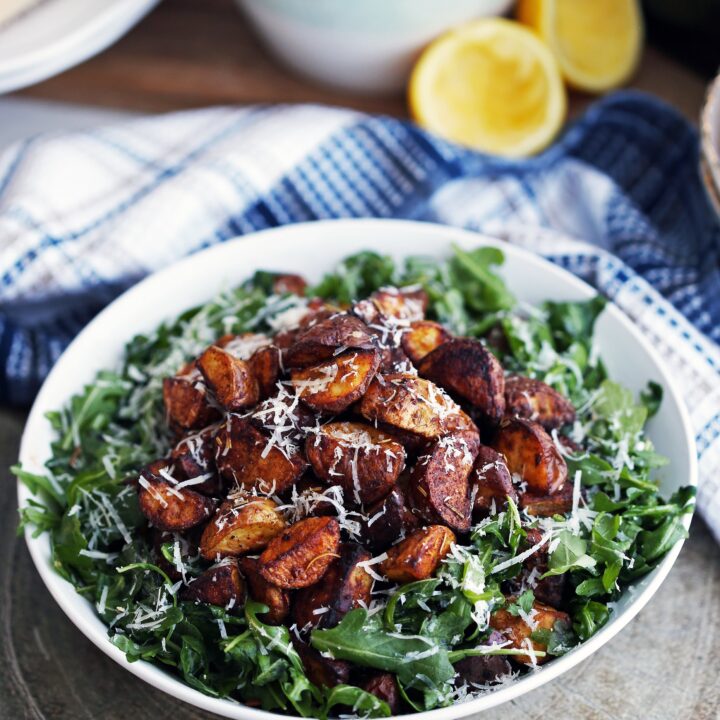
xmin=1 ymin=408 xmax=718 ymax=720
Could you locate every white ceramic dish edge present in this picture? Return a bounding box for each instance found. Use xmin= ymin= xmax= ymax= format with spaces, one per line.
xmin=19 ymin=219 xmax=697 ymax=719
xmin=0 ymin=0 xmax=159 ymax=94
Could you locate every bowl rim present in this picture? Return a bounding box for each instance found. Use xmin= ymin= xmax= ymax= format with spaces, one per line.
xmin=17 ymin=218 xmax=698 ymax=720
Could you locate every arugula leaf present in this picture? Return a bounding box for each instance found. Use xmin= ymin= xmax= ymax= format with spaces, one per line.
xmin=311 ymin=609 xmax=455 ymax=689
xmin=507 ymin=590 xmax=535 ymax=616
xmin=545 ymin=530 xmax=597 ymax=577
xmin=572 ymin=600 xmax=610 ymax=641
xmin=321 ymin=685 xmax=391 ymax=719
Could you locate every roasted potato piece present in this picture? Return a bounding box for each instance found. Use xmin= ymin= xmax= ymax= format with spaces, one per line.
xmin=370 ymin=287 xmax=428 ymax=322
xmin=291 ymin=349 xmax=380 ymax=414
xmin=361 ymin=486 xmax=419 ymax=553
xmin=215 ymin=416 xmax=307 ymax=494
xmin=217 ymin=332 xmax=272 ymax=358
xmin=272 ymin=273 xmax=307 ymax=296
xmin=248 ymin=345 xmax=281 ymax=400
xmin=258 ymin=516 xmax=341 ymax=589
xmin=199 ymin=497 xmax=286 ymax=561
xmin=409 ymin=433 xmax=479 ymax=532
xmin=361 ymin=674 xmax=401 ymax=714
xmin=490 ymin=599 xmax=570 ymax=665
xmin=401 ymin=320 xmax=452 ymax=365
xmin=306 ymin=421 xmax=405 ymax=505
xmin=454 ymin=654 xmax=512 ymax=686
xmin=292 ymin=638 xmax=350 ymax=688
xmin=285 ymin=313 xmax=377 ymax=368
xmin=518 ymin=529 xmax=566 ymax=607
xmin=417 ymin=339 xmax=505 ymax=425
xmin=504 ymin=375 xmax=576 ymax=430
xmin=520 ymin=481 xmax=574 ymax=517
xmin=250 ymin=387 xmax=318 ymax=443
xmin=359 ymin=373 xmax=476 ymax=440
xmin=470 ymin=446 xmax=517 ymax=515
xmin=216 ymin=333 xmax=280 ymax=402
xmin=292 ymin=543 xmax=373 ymax=629
xmin=197 ymin=345 xmax=259 ymax=411
xmin=170 ymin=425 xmax=222 ymax=496
xmin=137 ymin=461 xmax=215 ymax=531
xmin=181 ymin=561 xmax=245 ymax=610
xmin=491 ymin=418 xmax=567 ymax=495
xmin=379 ymin=525 xmax=455 ymax=583
xmin=238 ymin=556 xmax=290 ymax=624
xmin=163 ymin=366 xmax=219 ymax=431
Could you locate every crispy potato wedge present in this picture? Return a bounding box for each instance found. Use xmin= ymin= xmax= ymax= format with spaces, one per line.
xmin=199 ymin=497 xmax=286 ymax=561
xmin=362 ymin=674 xmax=401 ymax=715
xmin=272 ymin=273 xmax=308 ymax=296
xmin=197 ymin=345 xmax=259 ymax=411
xmin=361 ymin=486 xmax=420 ymax=553
xmin=249 ymin=345 xmax=281 ymax=400
xmin=292 ymin=638 xmax=350 ymax=688
xmin=137 ymin=462 xmax=215 ymax=531
xmin=238 ymin=556 xmax=290 ymax=624
xmin=379 ymin=525 xmax=455 ymax=583
xmin=258 ymin=516 xmax=341 ymax=589
xmin=490 ymin=599 xmax=570 ymax=665
xmin=409 ymin=433 xmax=479 ymax=532
xmin=520 ymin=481 xmax=574 ymax=517
xmin=359 ymin=373 xmax=476 ymax=440
xmin=215 ymin=415 xmax=307 ymax=494
xmin=491 ymin=418 xmax=567 ymax=495
xmin=285 ymin=313 xmax=377 ymax=368
xmin=306 ymin=421 xmax=405 ymax=505
xmin=417 ymin=339 xmax=506 ymax=424
xmin=292 ymin=349 xmax=380 ymax=414
xmin=454 ymin=655 xmax=512 ymax=685
xmin=470 ymin=445 xmax=517 ymax=515
xmin=181 ymin=561 xmax=245 ymax=610
xmin=401 ymin=320 xmax=452 ymax=365
xmin=163 ymin=367 xmax=219 ymax=431
xmin=292 ymin=543 xmax=373 ymax=630
xmin=170 ymin=425 xmax=222 ymax=496
xmin=504 ymin=375 xmax=576 ymax=430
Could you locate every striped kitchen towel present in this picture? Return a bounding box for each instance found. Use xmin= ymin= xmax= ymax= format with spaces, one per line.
xmin=1 ymin=92 xmax=719 ymax=540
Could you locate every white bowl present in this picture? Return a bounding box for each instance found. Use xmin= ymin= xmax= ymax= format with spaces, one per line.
xmin=236 ymin=0 xmax=514 ymax=94
xmin=18 ymin=219 xmax=696 ymax=719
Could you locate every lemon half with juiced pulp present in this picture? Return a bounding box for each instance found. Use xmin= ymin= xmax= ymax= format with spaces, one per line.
xmin=409 ymin=18 xmax=567 ymax=158
xmin=518 ymin=0 xmax=643 ymax=93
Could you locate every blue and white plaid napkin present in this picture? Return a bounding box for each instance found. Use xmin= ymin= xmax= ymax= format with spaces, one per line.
xmin=1 ymin=92 xmax=719 ymax=542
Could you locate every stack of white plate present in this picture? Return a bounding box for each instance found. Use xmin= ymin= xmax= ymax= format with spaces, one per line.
xmin=0 ymin=0 xmax=159 ymax=94
xmin=701 ymin=74 xmax=720 ymax=219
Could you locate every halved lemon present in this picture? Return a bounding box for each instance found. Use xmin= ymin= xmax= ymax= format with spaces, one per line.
xmin=518 ymin=0 xmax=643 ymax=93
xmin=409 ymin=18 xmax=566 ymax=158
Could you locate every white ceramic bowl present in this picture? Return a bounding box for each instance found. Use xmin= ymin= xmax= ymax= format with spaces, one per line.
xmin=236 ymin=0 xmax=514 ymax=94
xmin=19 ymin=219 xmax=696 ymax=719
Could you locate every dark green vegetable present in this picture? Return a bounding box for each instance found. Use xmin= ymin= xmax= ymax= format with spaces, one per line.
xmin=15 ymin=246 xmax=694 ymax=716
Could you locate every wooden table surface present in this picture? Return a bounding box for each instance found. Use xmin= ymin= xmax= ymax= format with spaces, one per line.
xmin=14 ymin=0 xmax=708 ymax=121
xmin=4 ymin=1 xmax=719 ymax=719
